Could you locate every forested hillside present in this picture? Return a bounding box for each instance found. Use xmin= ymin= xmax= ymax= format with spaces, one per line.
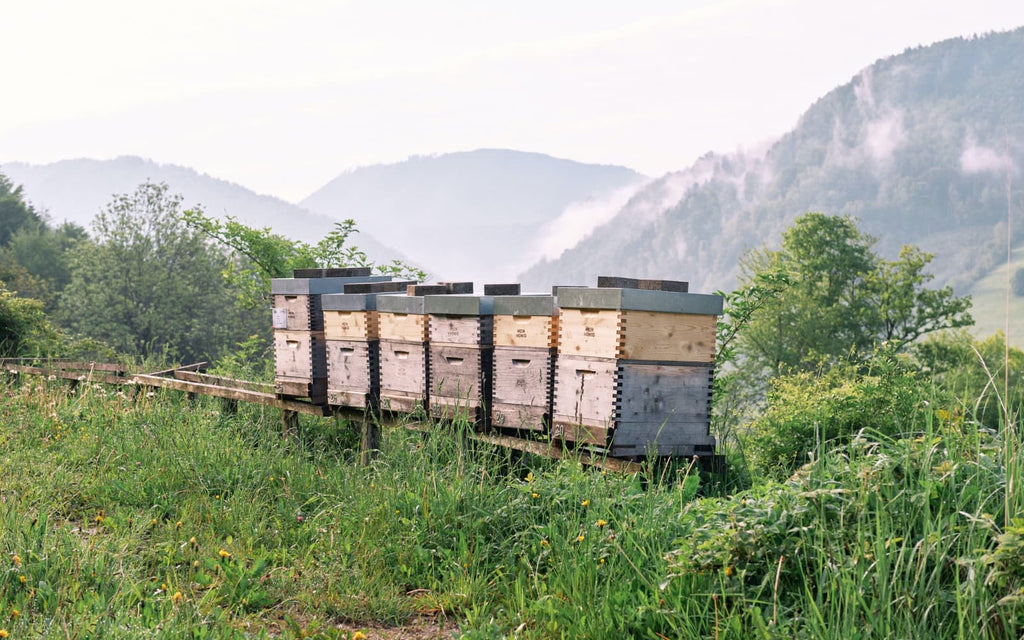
xmin=521 ymin=28 xmax=1024 ymax=297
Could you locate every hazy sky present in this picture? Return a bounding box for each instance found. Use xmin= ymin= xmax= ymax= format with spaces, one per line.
xmin=3 ymin=0 xmax=1024 ymax=202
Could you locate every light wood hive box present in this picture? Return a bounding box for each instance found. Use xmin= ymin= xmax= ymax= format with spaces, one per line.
xmin=490 ymin=294 xmax=558 ymax=432
xmin=271 ymin=272 xmax=389 ymax=404
xmin=321 ymin=291 xmax=403 ymax=409
xmin=551 ymin=284 xmax=723 ymax=457
xmin=376 ymin=294 xmax=431 ymax=414
xmin=425 ymin=295 xmax=494 ymax=424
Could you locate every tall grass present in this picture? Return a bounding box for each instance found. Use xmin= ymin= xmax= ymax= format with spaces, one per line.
xmin=0 ymin=367 xmax=1022 ymax=638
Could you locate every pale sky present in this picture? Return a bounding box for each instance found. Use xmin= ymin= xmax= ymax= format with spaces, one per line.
xmin=3 ymin=0 xmax=1024 ymax=202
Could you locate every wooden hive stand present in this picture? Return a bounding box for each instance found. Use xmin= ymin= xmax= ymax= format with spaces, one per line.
xmin=489 ymin=287 xmax=558 ymax=433
xmin=551 ymin=278 xmax=724 ymax=458
xmin=271 ymin=269 xmax=390 ymax=405
xmin=424 ymin=292 xmax=494 ymax=425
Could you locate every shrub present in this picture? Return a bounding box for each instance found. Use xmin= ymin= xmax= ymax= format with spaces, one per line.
xmin=744 ymin=349 xmax=931 ymax=480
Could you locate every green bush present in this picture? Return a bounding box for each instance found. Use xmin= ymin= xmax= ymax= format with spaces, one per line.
xmin=0 ymin=284 xmax=57 ymax=357
xmin=913 ymin=330 xmax=1024 ymax=429
xmin=744 ymin=350 xmax=931 ymax=480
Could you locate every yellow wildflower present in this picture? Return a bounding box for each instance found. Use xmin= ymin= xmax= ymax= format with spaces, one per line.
xmin=532 ymin=492 xmax=539 ymax=499
xmin=581 ymin=500 xmax=590 ymax=507
xmin=725 ymin=565 xmax=735 ymax=577
xmin=526 ymin=472 xmax=535 ymax=483
xmin=0 ymin=628 xmax=8 ymax=638
xmin=599 ymin=558 xmax=605 ymax=564
xmin=18 ymin=575 xmax=26 ymax=584
xmin=540 ymin=540 xmax=549 ymax=547
xmin=596 ymin=519 xmax=608 ymax=528
xmin=95 ymin=515 xmax=104 ymax=524
xmin=11 ymin=555 xmax=21 ymax=567
xmin=175 ymin=521 xmax=182 ymax=529
xmin=352 ymin=632 xmax=368 ymax=640
xmin=189 ymin=537 xmax=197 ymax=546
xmin=10 ymin=609 xmax=18 ymax=619
xmin=218 ymin=549 xmax=231 ymax=559
xmin=576 ymin=534 xmax=585 ymax=543
xmin=269 ymin=476 xmax=274 ymax=482
xmin=172 ymin=591 xmax=183 ymax=605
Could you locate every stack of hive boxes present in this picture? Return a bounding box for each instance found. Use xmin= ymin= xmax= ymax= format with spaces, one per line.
xmin=271 ymin=268 xmax=389 ymax=404
xmin=376 ymin=289 xmax=433 ymax=414
xmin=551 ymin=280 xmax=723 ymax=457
xmin=321 ymin=280 xmax=416 ymax=410
xmin=425 ymin=294 xmax=494 ymax=423
xmin=490 ymin=292 xmax=558 ymax=432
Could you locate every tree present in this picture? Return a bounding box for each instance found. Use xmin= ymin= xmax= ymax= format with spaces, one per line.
xmin=736 ymin=212 xmax=973 ymax=375
xmin=181 ymin=211 xmax=426 ymax=309
xmin=59 ymin=182 xmax=263 ymax=363
xmin=0 ymin=172 xmax=43 ymax=246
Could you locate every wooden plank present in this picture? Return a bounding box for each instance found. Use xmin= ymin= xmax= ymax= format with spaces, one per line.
xmin=326 ymin=339 xmax=375 ymax=395
xmin=272 ymin=294 xmax=321 ymax=331
xmin=620 ymin=311 xmax=717 ymax=363
xmin=379 ymin=340 xmax=428 ymax=396
xmin=552 ymin=356 xmax=617 ymax=425
xmin=408 ymin=284 xmax=449 ymax=296
xmin=378 ymin=312 xmax=428 ymax=341
xmin=1 ymin=363 xmax=126 ymax=385
xmin=429 ymin=344 xmax=488 ymax=403
xmin=405 ymin=422 xmax=642 ymax=473
xmin=493 ymin=315 xmax=557 ymax=348
xmin=173 ymin=370 xmax=272 ymax=393
xmin=343 ymin=280 xmax=416 ymax=294
xmin=550 ymin=419 xmax=609 ymax=446
xmin=275 ymin=377 xmax=327 ymax=404
xmin=131 ymin=374 xmax=331 ymax=416
xmin=324 ymin=310 xmax=378 ymax=340
xmin=379 ymin=390 xmax=426 ymax=413
xmin=483 ymin=283 xmax=521 ymax=296
xmin=429 ymin=315 xmax=493 ymax=346
xmin=274 ymin=330 xmax=327 ymax=379
xmin=491 ymin=402 xmax=547 ymax=431
xmin=328 ymin=389 xmax=371 ymax=408
xmin=615 ymin=363 xmax=713 ymax=423
xmin=492 ymin=346 xmax=553 ymax=409
xmin=557 ymin=309 xmax=623 ymax=358
xmin=597 ymin=276 xmax=689 ymax=292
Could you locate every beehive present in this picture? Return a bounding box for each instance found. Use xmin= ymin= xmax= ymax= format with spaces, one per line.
xmin=552 ymin=285 xmax=723 ymax=457
xmin=271 ymin=272 xmax=389 ymax=404
xmin=425 ymin=295 xmax=494 ymax=424
xmin=321 ymin=289 xmax=404 ymax=410
xmin=490 ymin=294 xmax=558 ymax=431
xmin=377 ymin=294 xmax=431 ymax=413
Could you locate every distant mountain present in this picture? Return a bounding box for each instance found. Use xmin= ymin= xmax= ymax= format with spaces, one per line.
xmin=300 ymin=149 xmax=644 ymax=284
xmin=521 ymin=28 xmax=1024 ymax=301
xmin=0 ymin=156 xmax=410 ymax=267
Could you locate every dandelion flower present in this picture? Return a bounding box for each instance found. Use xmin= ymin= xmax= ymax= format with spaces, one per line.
xmin=353 ymin=632 xmax=368 ymax=640
xmin=531 ymin=492 xmax=539 ymax=499
xmin=18 ymin=575 xmax=26 ymax=584
xmin=175 ymin=521 xmax=182 ymax=529
xmin=599 ymin=558 xmax=605 ymax=564
xmin=0 ymin=628 xmax=8 ymax=638
xmin=526 ymin=472 xmax=535 ymax=483
xmin=540 ymin=540 xmax=549 ymax=547
xmin=10 ymin=609 xmax=18 ymax=619
xmin=11 ymin=555 xmax=21 ymax=567
xmin=725 ymin=566 xmax=735 ymax=577
xmin=596 ymin=519 xmax=608 ymax=528
xmin=189 ymin=537 xmax=197 ymax=545
xmin=172 ymin=591 xmax=183 ymax=605
xmin=576 ymin=534 xmax=585 ymax=543
xmin=218 ymin=549 xmax=231 ymax=559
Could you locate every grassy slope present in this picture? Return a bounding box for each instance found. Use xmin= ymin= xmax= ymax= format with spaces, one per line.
xmin=1 ymin=374 xmax=1023 ymax=638
xmin=969 ymin=245 xmax=1024 ymax=348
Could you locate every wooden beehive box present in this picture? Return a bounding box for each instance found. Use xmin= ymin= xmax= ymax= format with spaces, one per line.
xmin=551 ymin=285 xmax=723 ymax=457
xmin=321 ymin=290 xmax=405 ymax=409
xmin=376 ymin=294 xmax=431 ymax=413
xmin=425 ymin=295 xmax=494 ymax=423
xmin=490 ymin=294 xmax=558 ymax=432
xmin=271 ymin=272 xmax=390 ymax=404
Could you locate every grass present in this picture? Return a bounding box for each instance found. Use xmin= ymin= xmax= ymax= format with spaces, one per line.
xmin=0 ymin=370 xmax=1023 ymax=638
xmin=968 ymin=245 xmax=1024 ymax=348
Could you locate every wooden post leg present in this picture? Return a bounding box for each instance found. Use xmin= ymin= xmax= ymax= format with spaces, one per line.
xmin=221 ymin=398 xmax=239 ymax=415
xmin=282 ymin=409 xmax=299 ymax=441
xmin=361 ymin=413 xmax=381 ymax=466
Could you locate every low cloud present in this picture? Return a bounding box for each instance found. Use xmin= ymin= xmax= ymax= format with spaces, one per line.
xmin=960 ymin=140 xmax=1011 ymax=175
